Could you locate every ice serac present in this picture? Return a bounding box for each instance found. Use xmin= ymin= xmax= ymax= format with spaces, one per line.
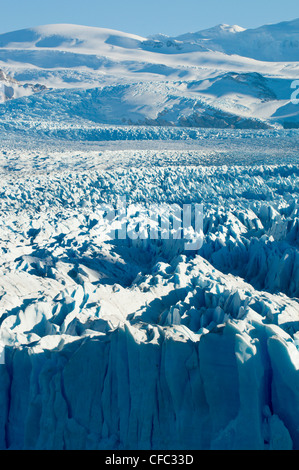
xmin=0 ymin=69 xmax=47 ymax=101
xmin=0 ymin=311 xmax=298 ymax=450
xmin=267 ymin=335 xmax=299 ymax=448
xmin=0 ymin=158 xmax=298 ymax=450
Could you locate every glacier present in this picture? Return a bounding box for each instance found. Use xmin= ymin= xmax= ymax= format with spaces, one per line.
xmin=0 ymin=147 xmax=298 ymax=450
xmin=0 ymin=19 xmax=298 ymax=451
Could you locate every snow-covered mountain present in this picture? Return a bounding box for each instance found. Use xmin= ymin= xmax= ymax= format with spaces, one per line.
xmin=1 ymin=19 xmax=298 ymax=61
xmin=0 ymin=20 xmax=298 ymax=129
xmin=173 ymin=18 xmax=299 ymax=62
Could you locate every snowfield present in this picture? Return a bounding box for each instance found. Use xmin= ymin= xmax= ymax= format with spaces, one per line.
xmin=0 ymin=19 xmax=298 ymax=450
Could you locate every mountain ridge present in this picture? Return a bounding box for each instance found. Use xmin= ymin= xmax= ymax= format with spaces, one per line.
xmin=0 ymin=18 xmax=298 ymax=61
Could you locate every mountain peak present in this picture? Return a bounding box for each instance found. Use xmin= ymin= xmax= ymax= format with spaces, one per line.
xmin=204 ymin=23 xmax=246 ymax=34
xmin=174 ymin=23 xmax=246 ymax=42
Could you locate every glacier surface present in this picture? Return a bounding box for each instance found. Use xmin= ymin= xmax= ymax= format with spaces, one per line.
xmin=0 ymin=19 xmax=298 ymax=451
xmin=0 ymin=130 xmax=298 ymax=450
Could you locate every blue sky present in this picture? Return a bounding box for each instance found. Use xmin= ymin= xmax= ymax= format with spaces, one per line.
xmin=0 ymin=0 xmax=298 ymax=36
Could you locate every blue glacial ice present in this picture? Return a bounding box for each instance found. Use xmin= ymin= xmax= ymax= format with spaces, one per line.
xmin=0 ymin=151 xmax=298 ymax=450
